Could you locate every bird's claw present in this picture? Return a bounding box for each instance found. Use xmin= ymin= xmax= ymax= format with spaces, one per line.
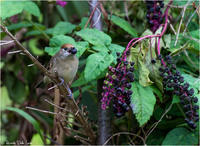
xmin=66 ymin=88 xmax=73 ymax=99
xmin=58 ymin=77 xmax=73 ymax=99
xmin=58 ymin=77 xmax=65 ymax=86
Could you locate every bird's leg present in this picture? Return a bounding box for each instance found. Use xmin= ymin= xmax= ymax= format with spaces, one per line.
xmin=58 ymin=77 xmax=65 ymax=86
xmin=58 ymin=77 xmax=72 ymax=99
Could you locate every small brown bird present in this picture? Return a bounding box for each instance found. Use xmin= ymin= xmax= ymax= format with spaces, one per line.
xmin=44 ymin=44 xmax=79 ymax=85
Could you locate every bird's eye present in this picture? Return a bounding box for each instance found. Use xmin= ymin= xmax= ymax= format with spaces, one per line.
xmin=63 ymin=48 xmax=68 ymax=51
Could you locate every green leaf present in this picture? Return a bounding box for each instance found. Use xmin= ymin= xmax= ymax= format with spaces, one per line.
xmin=0 ymin=1 xmax=40 ymax=20
xmin=44 ymin=47 xmax=60 ymax=56
xmin=0 ymin=86 xmax=12 ymax=111
xmin=56 ymin=5 xmax=68 ymax=21
xmin=84 ymin=52 xmax=113 ymax=82
xmin=76 ymin=28 xmax=112 ymax=47
xmin=49 ymin=21 xmax=76 ymax=35
xmin=73 ymin=85 xmax=92 ymax=99
xmin=0 ymin=61 xmax=5 ymax=69
xmin=150 ymin=86 xmax=163 ymax=102
xmin=23 ymin=1 xmax=40 ymax=18
xmin=172 ymin=95 xmax=180 ymax=104
xmin=108 ymin=44 xmax=125 ymax=63
xmin=75 ymin=41 xmax=89 ymax=58
xmin=111 ymin=15 xmax=138 ymax=37
xmin=0 ymin=1 xmax=24 ymax=20
xmin=170 ymin=29 xmax=200 ymax=53
xmin=30 ymin=134 xmax=44 ymax=146
xmin=7 ymin=21 xmax=32 ymax=31
xmin=138 ymin=58 xmax=153 ymax=87
xmin=6 ymin=107 xmax=44 ymax=143
xmin=92 ymin=45 xmax=108 ymax=52
xmin=29 ymin=38 xmax=44 ymax=56
xmin=162 ymin=127 xmax=198 ymax=145
xmin=130 ymin=82 xmax=156 ymax=126
xmin=79 ymin=17 xmax=89 ymax=29
xmin=26 ymin=30 xmax=42 ymax=37
xmin=49 ymin=35 xmax=76 ymax=47
xmin=72 ymin=73 xmax=88 ymax=87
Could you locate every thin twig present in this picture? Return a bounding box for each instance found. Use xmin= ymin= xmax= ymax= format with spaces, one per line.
xmin=74 ymin=135 xmax=90 ymax=145
xmin=103 ymin=132 xmax=145 ymax=145
xmin=26 ymin=106 xmax=58 ymax=115
xmin=183 ymin=49 xmax=196 ymax=66
xmin=48 ymin=85 xmax=58 ymax=91
xmin=7 ymin=50 xmax=22 ymax=54
xmin=170 ymin=4 xmax=193 ymax=8
xmin=44 ymin=98 xmax=71 ymax=113
xmin=174 ymin=0 xmax=192 ymax=46
xmin=0 ymin=40 xmax=14 ymax=46
xmin=27 ymin=64 xmax=34 ymax=67
xmin=192 ymin=2 xmax=200 ymax=17
xmin=183 ymin=8 xmax=198 ymax=34
xmin=84 ymin=2 xmax=99 ymax=29
xmin=145 ymin=103 xmax=173 ymax=140
xmin=124 ymin=0 xmax=131 ymax=24
xmin=168 ymin=20 xmax=176 ymax=35
xmin=88 ymin=1 xmax=101 ymax=28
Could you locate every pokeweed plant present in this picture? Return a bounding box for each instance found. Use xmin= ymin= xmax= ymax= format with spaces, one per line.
xmin=101 ymin=0 xmax=199 ymax=130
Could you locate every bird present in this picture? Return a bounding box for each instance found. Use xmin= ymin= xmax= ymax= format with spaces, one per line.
xmin=44 ymin=44 xmax=79 ymax=86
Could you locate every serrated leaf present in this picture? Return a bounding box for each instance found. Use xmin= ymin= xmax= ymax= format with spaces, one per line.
xmin=130 ymin=82 xmax=156 ymax=126
xmin=76 ymin=28 xmax=112 ymax=47
xmin=84 ymin=52 xmax=113 ymax=82
xmin=6 ymin=107 xmax=44 ymax=143
xmin=111 ymin=15 xmax=138 ymax=37
xmin=162 ymin=127 xmax=198 ymax=145
xmin=50 ymin=21 xmax=76 ymax=35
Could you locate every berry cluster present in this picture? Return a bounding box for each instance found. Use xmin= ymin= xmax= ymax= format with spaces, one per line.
xmin=101 ymin=50 xmax=135 ymax=117
xmin=158 ymin=55 xmax=199 ymax=129
xmin=146 ymin=0 xmax=164 ymax=33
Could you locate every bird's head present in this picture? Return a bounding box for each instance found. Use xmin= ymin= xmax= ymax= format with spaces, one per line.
xmin=58 ymin=44 xmax=77 ymax=59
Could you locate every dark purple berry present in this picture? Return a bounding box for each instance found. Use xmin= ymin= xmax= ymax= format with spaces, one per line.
xmin=130 ymin=62 xmax=135 ymax=66
xmin=151 ymin=59 xmax=156 ymax=64
xmin=116 ymin=52 xmax=120 ymax=56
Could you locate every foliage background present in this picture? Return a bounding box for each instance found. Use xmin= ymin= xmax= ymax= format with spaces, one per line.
xmin=0 ymin=0 xmax=199 ymax=145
